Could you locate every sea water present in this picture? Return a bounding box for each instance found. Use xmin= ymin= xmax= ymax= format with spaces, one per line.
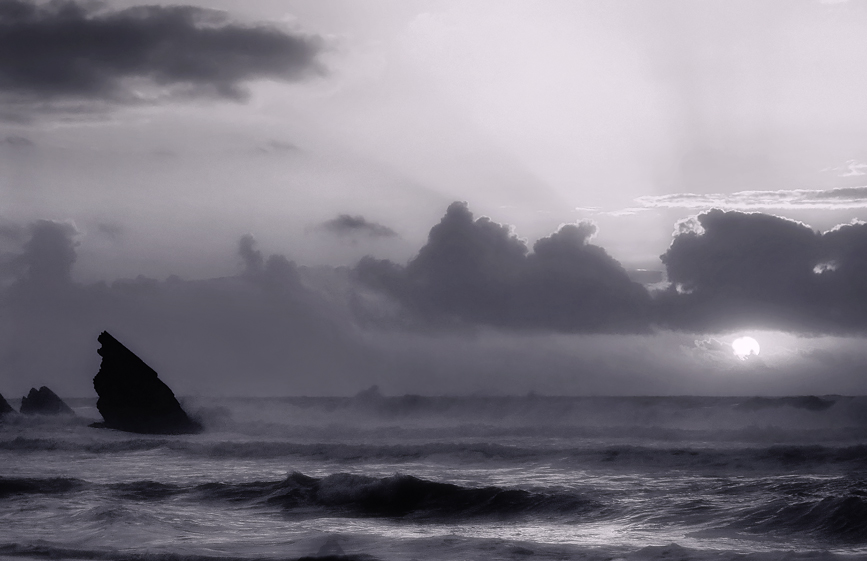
xmin=1 ymin=394 xmax=866 ymax=560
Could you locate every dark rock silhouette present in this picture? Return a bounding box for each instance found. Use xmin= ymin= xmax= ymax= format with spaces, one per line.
xmin=92 ymin=331 xmax=201 ymax=434
xmin=20 ymin=386 xmax=75 ymax=415
xmin=0 ymin=393 xmax=15 ymax=416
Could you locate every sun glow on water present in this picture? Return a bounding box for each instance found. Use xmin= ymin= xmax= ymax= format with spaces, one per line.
xmin=731 ymin=336 xmax=760 ymax=360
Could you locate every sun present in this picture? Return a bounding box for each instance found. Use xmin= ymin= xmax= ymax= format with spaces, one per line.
xmin=732 ymin=336 xmax=760 ymax=360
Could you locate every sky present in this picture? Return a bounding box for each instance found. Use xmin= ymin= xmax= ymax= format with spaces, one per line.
xmin=1 ymin=0 xmax=867 ymax=398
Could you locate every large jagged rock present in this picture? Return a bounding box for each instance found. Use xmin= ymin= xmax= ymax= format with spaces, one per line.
xmin=0 ymin=393 xmax=15 ymax=417
xmin=92 ymin=331 xmax=201 ymax=434
xmin=20 ymin=386 xmax=75 ymax=415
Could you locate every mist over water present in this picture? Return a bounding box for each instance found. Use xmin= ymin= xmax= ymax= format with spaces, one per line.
xmin=2 ymin=394 xmax=867 ymax=561
xmin=3 ymin=2 xmax=867 ymax=560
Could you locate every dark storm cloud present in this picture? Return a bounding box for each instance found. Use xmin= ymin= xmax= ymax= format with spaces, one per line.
xmin=316 ymin=215 xmax=398 ymax=239
xmin=658 ymin=210 xmax=867 ymax=332
xmin=352 ymin=203 xmax=867 ymax=334
xmin=0 ymin=0 xmax=324 ymax=111
xmin=356 ymin=202 xmax=651 ymax=333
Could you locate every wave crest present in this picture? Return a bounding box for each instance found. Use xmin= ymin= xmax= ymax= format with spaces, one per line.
xmin=0 ymin=477 xmax=85 ymax=498
xmin=736 ymin=495 xmax=867 ymax=542
xmin=264 ymin=472 xmax=598 ymax=519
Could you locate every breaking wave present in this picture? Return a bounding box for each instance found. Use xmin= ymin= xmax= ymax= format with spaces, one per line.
xmin=0 ymin=472 xmax=600 ymax=520
xmin=263 ymin=472 xmax=599 ymax=519
xmin=5 ymin=472 xmax=866 ymax=544
xmin=121 ymin=472 xmax=598 ymax=520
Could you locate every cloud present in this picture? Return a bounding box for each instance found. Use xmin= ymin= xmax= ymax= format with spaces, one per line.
xmin=15 ymin=219 xmax=79 ymax=288
xmin=636 ymin=186 xmax=867 ymax=211
xmin=2 ymin=212 xmax=867 ymax=398
xmin=356 ymin=202 xmax=651 ymax=333
xmin=235 ymin=234 xmax=302 ymax=288
xmin=96 ymin=222 xmax=123 ymax=241
xmin=836 ymin=160 xmax=867 ymax=177
xmin=256 ymin=139 xmax=299 ymax=155
xmin=351 ymin=206 xmax=867 ymax=334
xmin=315 ymin=214 xmax=398 ymax=239
xmin=627 ymin=269 xmax=664 ymax=285
xmin=659 ymin=209 xmax=867 ymax=332
xmin=693 ymin=338 xmax=728 ymax=353
xmin=0 ymin=134 xmax=32 ymax=146
xmin=0 ymin=221 xmax=368 ymax=397
xmin=0 ymin=220 xmax=24 ymax=241
xmin=0 ymin=0 xmax=325 ymax=115
xmin=238 ymin=233 xmax=264 ymax=275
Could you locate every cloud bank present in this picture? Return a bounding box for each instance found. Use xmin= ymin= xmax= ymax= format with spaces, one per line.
xmin=659 ymin=209 xmax=867 ymax=332
xmin=356 ymin=202 xmax=651 ymax=333
xmin=3 ymin=204 xmax=867 ymax=397
xmin=637 ymin=187 xmax=867 ymax=211
xmin=353 ymin=204 xmax=867 ymax=335
xmin=0 ymin=0 xmax=324 ymax=115
xmin=0 ymin=221 xmax=369 ymax=397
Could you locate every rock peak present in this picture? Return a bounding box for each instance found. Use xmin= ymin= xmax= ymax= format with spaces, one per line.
xmin=92 ymin=331 xmax=201 ymax=434
xmin=20 ymin=386 xmax=75 ymax=415
xmin=0 ymin=393 xmax=15 ymax=417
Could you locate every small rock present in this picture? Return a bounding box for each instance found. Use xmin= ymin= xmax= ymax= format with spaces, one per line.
xmin=20 ymin=386 xmax=75 ymax=415
xmin=0 ymin=393 xmax=15 ymax=416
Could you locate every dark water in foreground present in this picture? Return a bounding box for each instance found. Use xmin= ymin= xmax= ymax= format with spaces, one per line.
xmin=2 ymin=395 xmax=867 ymax=560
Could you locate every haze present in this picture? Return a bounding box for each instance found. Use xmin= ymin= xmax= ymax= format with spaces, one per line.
xmin=2 ymin=0 xmax=867 ymax=398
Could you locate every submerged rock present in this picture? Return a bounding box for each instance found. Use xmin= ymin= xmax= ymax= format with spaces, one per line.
xmin=20 ymin=386 xmax=75 ymax=415
xmin=92 ymin=331 xmax=201 ymax=434
xmin=0 ymin=393 xmax=15 ymax=416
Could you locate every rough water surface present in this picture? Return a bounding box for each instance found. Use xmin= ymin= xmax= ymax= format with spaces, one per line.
xmin=1 ymin=394 xmax=866 ymax=561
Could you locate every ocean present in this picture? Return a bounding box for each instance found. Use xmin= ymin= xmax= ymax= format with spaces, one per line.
xmin=1 ymin=394 xmax=866 ymax=561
